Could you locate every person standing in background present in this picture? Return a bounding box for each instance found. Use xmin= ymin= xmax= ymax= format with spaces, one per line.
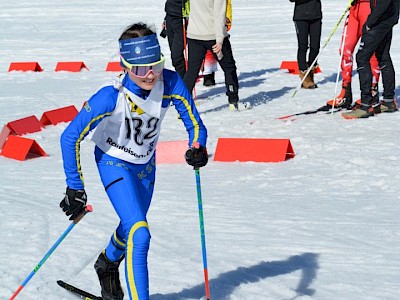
xmin=201 ymin=0 xmax=233 ymax=87
xmin=289 ymin=0 xmax=322 ymax=89
xmin=325 ymin=0 xmax=380 ymax=110
xmin=163 ymin=0 xmax=190 ymax=78
xmin=183 ymin=0 xmax=240 ymax=109
xmin=342 ymin=0 xmax=399 ymax=119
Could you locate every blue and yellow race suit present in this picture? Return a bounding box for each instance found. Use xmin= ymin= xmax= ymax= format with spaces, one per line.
xmin=60 ymin=69 xmax=207 ymax=299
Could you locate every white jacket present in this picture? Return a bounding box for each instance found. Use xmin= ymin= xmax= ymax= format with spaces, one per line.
xmin=187 ymin=0 xmax=228 ymax=44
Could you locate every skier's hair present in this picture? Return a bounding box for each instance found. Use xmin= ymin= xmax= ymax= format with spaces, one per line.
xmin=119 ymin=23 xmax=156 ymax=40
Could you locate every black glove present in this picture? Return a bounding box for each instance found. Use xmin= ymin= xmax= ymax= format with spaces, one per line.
xmin=185 ymin=144 xmax=208 ymax=169
xmin=60 ymin=187 xmax=87 ymax=220
xmin=160 ymin=19 xmax=167 ymax=38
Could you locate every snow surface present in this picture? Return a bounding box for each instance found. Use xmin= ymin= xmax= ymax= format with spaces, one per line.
xmin=1 ymin=0 xmax=400 ymax=299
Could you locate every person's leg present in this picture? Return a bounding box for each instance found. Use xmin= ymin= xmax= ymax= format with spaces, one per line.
xmin=166 ymin=15 xmax=186 ymax=78
xmin=216 ymin=37 xmax=239 ymax=105
xmin=326 ymin=14 xmax=358 ymax=108
xmin=306 ymin=18 xmax=322 ymax=88
xmin=96 ymin=150 xmax=156 ymax=300
xmin=343 ymin=24 xmax=392 ymax=118
xmin=356 ymin=1 xmax=380 ymax=87
xmin=294 ymin=20 xmax=309 ymax=71
xmin=356 ymin=34 xmax=379 ymax=106
xmin=375 ymin=29 xmax=395 ymax=101
xmin=341 ymin=11 xmax=359 ymax=87
xmin=307 ymin=18 xmax=321 ymax=67
xmin=183 ymin=38 xmax=208 ymax=94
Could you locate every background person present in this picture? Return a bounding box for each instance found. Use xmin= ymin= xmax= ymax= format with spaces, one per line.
xmin=325 ymin=0 xmax=380 ymax=110
xmin=183 ymin=0 xmax=240 ymax=109
xmin=289 ymin=0 xmax=322 ymax=89
xmin=342 ymin=0 xmax=399 ymax=119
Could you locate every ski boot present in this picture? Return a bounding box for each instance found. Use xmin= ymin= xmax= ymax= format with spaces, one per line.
xmin=94 ymin=251 xmax=124 ymax=300
xmin=379 ymin=99 xmax=398 ymax=113
xmin=326 ymin=83 xmax=353 ymax=110
xmin=203 ymin=72 xmax=216 ymax=87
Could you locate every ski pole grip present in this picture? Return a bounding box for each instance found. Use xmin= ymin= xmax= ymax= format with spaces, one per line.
xmin=73 ymin=205 xmax=93 ymax=224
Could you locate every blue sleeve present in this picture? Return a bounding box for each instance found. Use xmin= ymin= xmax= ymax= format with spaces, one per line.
xmin=163 ymin=69 xmax=208 ymax=148
xmin=60 ymin=86 xmax=118 ymax=189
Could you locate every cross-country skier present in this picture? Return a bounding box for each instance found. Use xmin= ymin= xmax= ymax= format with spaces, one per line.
xmin=59 ymin=22 xmax=208 ymax=300
xmin=342 ymin=0 xmax=399 ymax=119
xmin=325 ymin=0 xmax=381 ymax=110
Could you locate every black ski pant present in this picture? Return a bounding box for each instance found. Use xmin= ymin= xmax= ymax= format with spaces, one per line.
xmin=294 ymin=19 xmax=322 ymax=71
xmin=183 ymin=37 xmax=239 ymax=101
xmin=356 ymin=24 xmax=395 ymax=104
xmin=166 ymin=14 xmax=187 ymax=78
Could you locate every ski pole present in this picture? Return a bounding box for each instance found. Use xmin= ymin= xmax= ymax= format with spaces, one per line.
xmin=194 ymin=169 xmax=211 ymax=300
xmin=330 ymin=14 xmax=350 ymax=115
xmin=10 ymin=205 xmax=93 ymax=300
xmin=182 ymin=0 xmax=189 ymax=72
xmin=292 ymin=0 xmax=353 ymax=98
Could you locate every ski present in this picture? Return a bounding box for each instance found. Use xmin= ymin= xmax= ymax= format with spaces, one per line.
xmin=277 ymin=105 xmax=343 ymax=120
xmin=57 ymin=280 xmax=102 ymax=300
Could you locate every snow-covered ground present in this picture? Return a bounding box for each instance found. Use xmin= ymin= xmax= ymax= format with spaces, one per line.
xmin=1 ymin=1 xmax=399 ymax=299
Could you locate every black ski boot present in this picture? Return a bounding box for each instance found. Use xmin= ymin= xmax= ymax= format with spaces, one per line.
xmin=94 ymin=251 xmax=124 ymax=300
xmin=203 ymin=72 xmax=216 ymax=87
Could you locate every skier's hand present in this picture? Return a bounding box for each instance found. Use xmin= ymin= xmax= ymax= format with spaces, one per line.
xmin=60 ymin=187 xmax=87 ymax=220
xmin=212 ymin=43 xmax=222 ymax=55
xmin=160 ymin=19 xmax=167 ymax=38
xmin=185 ymin=142 xmax=208 ymax=169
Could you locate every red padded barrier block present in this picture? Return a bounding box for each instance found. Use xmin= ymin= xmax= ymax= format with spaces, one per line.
xmin=0 ymin=125 xmax=12 ymax=150
xmin=280 ymin=61 xmax=321 ymax=75
xmin=6 ymin=116 xmax=43 ymax=136
xmin=8 ymin=62 xmax=43 ymax=72
xmin=40 ymin=105 xmax=78 ymax=126
xmin=214 ymin=138 xmax=295 ymax=162
xmin=0 ymin=135 xmax=47 ymax=161
xmin=55 ymin=61 xmax=88 ymax=72
xmin=156 ymin=140 xmax=188 ymax=164
xmin=106 ymin=62 xmax=123 ymax=72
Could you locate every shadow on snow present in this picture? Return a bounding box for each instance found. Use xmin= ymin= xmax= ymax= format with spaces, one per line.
xmin=196 ymin=68 xmax=297 ymax=113
xmin=150 ymin=252 xmax=319 ymax=300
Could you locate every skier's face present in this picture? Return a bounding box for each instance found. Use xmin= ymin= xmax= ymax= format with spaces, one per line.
xmin=127 ymin=69 xmax=161 ymax=91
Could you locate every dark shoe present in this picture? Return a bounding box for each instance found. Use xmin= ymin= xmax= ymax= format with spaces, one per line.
xmin=228 ymin=93 xmax=238 ymax=105
xmin=342 ymin=105 xmax=374 ymax=119
xmin=327 ymin=84 xmax=353 ymax=109
xmin=94 ymin=251 xmax=124 ymax=300
xmin=379 ymin=99 xmax=398 ymax=113
xmin=203 ymin=72 xmax=215 ymax=87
